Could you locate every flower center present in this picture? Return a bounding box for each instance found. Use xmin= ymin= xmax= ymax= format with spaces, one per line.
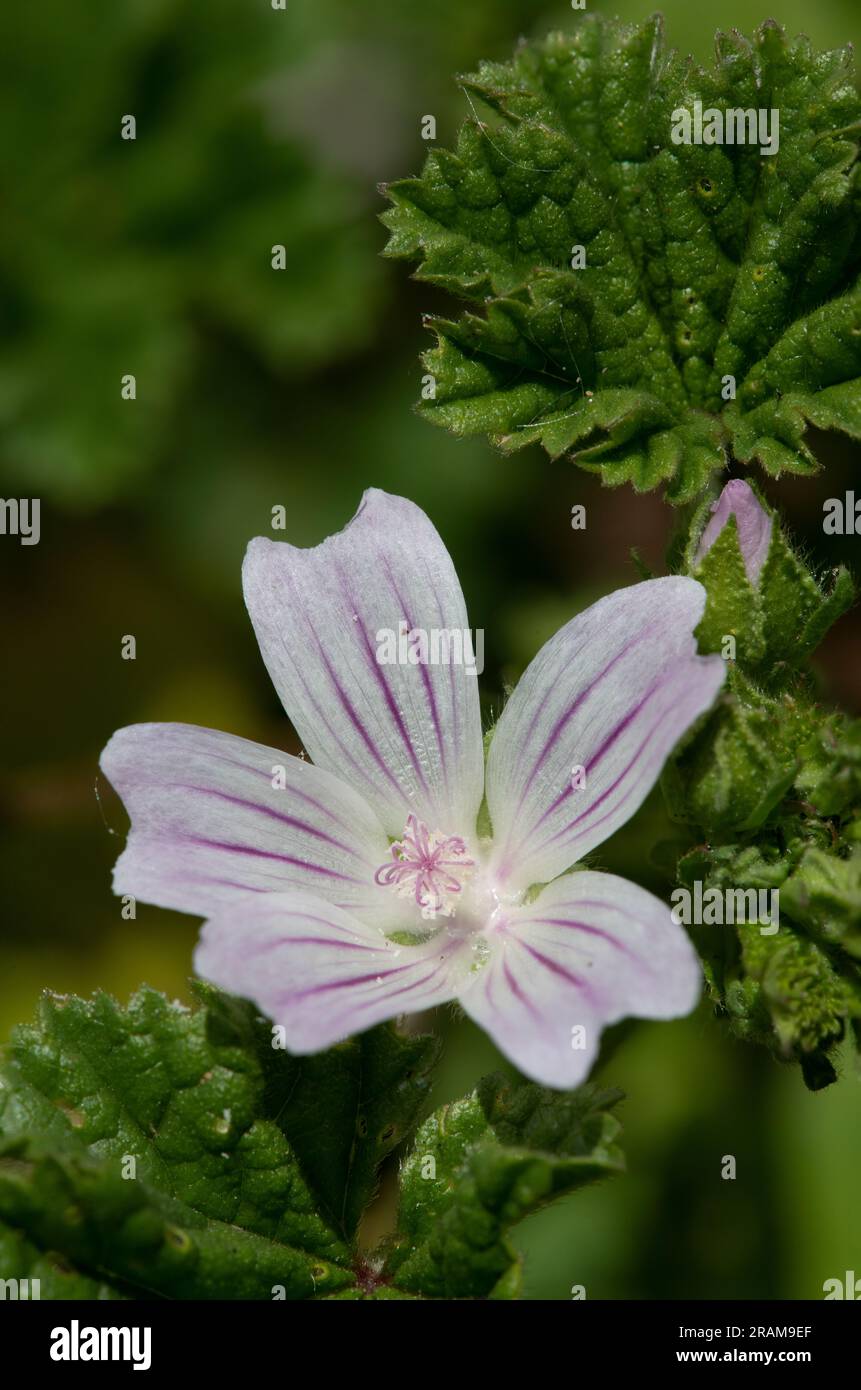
xmin=374 ymin=814 xmax=475 ymax=920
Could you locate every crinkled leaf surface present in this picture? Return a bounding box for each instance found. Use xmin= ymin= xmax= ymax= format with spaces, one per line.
xmin=0 ymin=987 xmax=435 ymax=1298
xmin=679 ymin=836 xmax=861 ymax=1089
xmin=384 ymin=1074 xmax=624 ymax=1298
xmin=383 ymin=15 xmax=861 ymax=501
xmin=667 ymin=676 xmax=861 ymax=1087
xmin=0 ymin=988 xmax=621 ymax=1298
xmin=194 ymin=981 xmax=439 ymax=1242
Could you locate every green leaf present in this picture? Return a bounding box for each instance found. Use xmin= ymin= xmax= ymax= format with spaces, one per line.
xmin=796 ymin=715 xmax=861 ymax=818
xmin=733 ymin=922 xmax=861 ymax=1088
xmin=194 ymin=981 xmax=440 ymax=1241
xmin=0 ymin=988 xmax=622 ymax=1298
xmin=756 ymin=529 xmax=854 ymax=673
xmin=384 ymin=1075 xmax=624 ymax=1298
xmin=383 ymin=15 xmax=861 ymax=500
xmin=663 ymin=668 xmax=807 ymax=835
xmin=0 ymin=1139 xmax=349 ymax=1301
xmin=676 ymin=813 xmax=861 ymax=1087
xmin=0 ymin=987 xmax=435 ymax=1298
xmin=781 ymin=847 xmax=861 ymax=959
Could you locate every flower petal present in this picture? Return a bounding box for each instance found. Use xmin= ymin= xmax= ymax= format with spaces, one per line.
xmin=242 ymin=489 xmax=484 ymax=838
xmin=195 ymin=893 xmax=469 ymax=1051
xmin=100 ymin=723 xmax=402 ymax=926
xmin=485 ymin=577 xmax=724 ymax=892
xmin=458 ymin=870 xmax=701 ymax=1088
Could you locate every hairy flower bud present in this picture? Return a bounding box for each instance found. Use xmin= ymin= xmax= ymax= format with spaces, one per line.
xmin=695 ymin=479 xmax=772 ymax=586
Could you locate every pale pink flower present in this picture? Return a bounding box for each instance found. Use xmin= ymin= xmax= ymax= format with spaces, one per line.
xmin=101 ymin=491 xmax=724 ymax=1087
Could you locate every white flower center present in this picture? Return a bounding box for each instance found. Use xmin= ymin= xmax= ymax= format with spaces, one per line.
xmin=374 ymin=814 xmax=475 ymax=920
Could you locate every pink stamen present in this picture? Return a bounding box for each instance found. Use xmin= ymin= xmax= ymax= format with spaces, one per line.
xmin=374 ymin=814 xmax=475 ymax=918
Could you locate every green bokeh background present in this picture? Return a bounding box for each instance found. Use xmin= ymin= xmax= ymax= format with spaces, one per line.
xmin=2 ymin=0 xmax=860 ymax=1299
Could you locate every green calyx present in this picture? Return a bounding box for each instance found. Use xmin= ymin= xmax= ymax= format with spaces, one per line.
xmin=664 ymin=495 xmax=860 ymax=1087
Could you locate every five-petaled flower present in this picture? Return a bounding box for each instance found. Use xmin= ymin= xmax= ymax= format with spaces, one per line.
xmin=100 ymin=490 xmax=725 ymax=1087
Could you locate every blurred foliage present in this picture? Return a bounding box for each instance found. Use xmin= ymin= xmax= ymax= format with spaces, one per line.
xmin=2 ymin=0 xmax=861 ymax=1300
xmin=0 ymin=0 xmax=385 ymax=501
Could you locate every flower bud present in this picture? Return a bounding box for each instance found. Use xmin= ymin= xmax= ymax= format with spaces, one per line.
xmin=695 ymin=479 xmax=772 ymax=586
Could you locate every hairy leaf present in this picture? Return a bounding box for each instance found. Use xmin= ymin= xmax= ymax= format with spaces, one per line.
xmin=194 ymin=981 xmax=439 ymax=1241
xmin=384 ymin=1074 xmax=623 ymax=1298
xmin=676 ymin=785 xmax=861 ymax=1087
xmin=0 ymin=987 xmax=437 ymax=1298
xmin=0 ymin=989 xmax=619 ymax=1298
xmin=383 ymin=15 xmax=861 ymax=501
